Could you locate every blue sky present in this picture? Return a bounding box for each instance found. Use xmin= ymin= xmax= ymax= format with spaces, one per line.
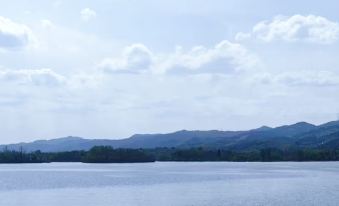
xmin=0 ymin=0 xmax=339 ymax=143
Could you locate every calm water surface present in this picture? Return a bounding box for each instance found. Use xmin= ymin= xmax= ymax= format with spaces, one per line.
xmin=0 ymin=162 xmax=338 ymax=206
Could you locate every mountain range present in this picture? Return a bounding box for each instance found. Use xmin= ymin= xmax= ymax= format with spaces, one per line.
xmin=2 ymin=120 xmax=339 ymax=152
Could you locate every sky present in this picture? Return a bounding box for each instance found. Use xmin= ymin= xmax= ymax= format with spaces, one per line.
xmin=0 ymin=0 xmax=339 ymax=143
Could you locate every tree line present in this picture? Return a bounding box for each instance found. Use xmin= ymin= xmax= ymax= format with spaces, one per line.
xmin=0 ymin=146 xmax=155 ymax=163
xmin=1 ymin=146 xmax=339 ymax=163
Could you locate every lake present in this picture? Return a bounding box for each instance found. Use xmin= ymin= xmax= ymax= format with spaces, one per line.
xmin=0 ymin=162 xmax=338 ymax=206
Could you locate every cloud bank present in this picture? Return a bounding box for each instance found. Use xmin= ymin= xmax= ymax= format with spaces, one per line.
xmin=0 ymin=68 xmax=65 ymax=86
xmin=98 ymin=40 xmax=259 ymax=74
xmin=236 ymin=15 xmax=339 ymax=44
xmin=253 ymin=70 xmax=339 ymax=86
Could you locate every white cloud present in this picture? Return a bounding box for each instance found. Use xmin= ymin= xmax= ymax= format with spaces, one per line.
xmin=0 ymin=68 xmax=66 ymax=86
xmin=158 ymin=40 xmax=258 ymax=74
xmin=253 ymin=70 xmax=339 ymax=86
xmin=0 ymin=16 xmax=35 ymax=50
xmin=98 ymin=44 xmax=153 ymax=74
xmin=236 ymin=15 xmax=339 ymax=44
xmin=41 ymin=19 xmax=55 ymax=30
xmin=98 ymin=41 xmax=259 ymax=74
xmin=81 ymin=8 xmax=97 ymax=21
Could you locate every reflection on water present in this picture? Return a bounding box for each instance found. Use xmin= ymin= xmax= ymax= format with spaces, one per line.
xmin=0 ymin=162 xmax=338 ymax=206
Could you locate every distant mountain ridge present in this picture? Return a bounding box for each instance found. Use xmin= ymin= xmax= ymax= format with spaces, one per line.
xmin=1 ymin=120 xmax=339 ymax=152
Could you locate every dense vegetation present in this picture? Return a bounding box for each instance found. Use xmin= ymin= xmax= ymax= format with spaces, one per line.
xmin=0 ymin=149 xmax=48 ymax=163
xmin=153 ymin=147 xmax=339 ymax=162
xmin=0 ymin=146 xmax=155 ymax=163
xmin=82 ymin=146 xmax=155 ymax=163
xmin=1 ymin=146 xmax=339 ymax=163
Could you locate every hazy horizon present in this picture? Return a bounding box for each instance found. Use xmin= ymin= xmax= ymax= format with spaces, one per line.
xmin=1 ymin=0 xmax=339 ymax=143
